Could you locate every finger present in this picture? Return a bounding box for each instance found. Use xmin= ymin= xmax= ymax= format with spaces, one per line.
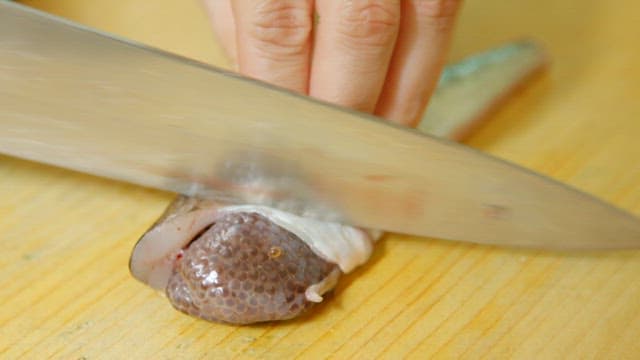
xmin=375 ymin=0 xmax=462 ymax=127
xmin=202 ymin=0 xmax=238 ymax=68
xmin=310 ymin=0 xmax=401 ymax=112
xmin=231 ymin=0 xmax=314 ymax=93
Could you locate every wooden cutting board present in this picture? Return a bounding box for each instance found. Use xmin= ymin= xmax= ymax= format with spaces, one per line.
xmin=2 ymin=1 xmax=639 ymax=358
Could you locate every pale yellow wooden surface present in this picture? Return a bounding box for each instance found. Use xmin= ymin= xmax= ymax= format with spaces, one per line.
xmin=2 ymin=1 xmax=640 ymax=359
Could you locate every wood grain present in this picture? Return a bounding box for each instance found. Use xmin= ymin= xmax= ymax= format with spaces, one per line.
xmin=2 ymin=0 xmax=640 ymax=358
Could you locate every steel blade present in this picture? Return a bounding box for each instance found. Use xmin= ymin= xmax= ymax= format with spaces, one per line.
xmin=1 ymin=2 xmax=639 ymax=249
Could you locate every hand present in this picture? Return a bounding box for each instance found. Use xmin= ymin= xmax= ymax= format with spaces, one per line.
xmin=203 ymin=0 xmax=462 ymax=127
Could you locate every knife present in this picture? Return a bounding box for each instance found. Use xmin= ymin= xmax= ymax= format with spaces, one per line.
xmin=1 ymin=1 xmax=639 ymax=249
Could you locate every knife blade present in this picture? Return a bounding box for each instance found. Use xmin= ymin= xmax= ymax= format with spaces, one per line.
xmin=1 ymin=1 xmax=639 ymax=249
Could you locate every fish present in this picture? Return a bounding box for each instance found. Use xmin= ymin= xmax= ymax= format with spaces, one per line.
xmin=129 ymin=196 xmax=379 ymax=324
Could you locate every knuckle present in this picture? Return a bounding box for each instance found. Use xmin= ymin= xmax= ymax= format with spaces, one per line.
xmin=248 ymin=1 xmax=312 ymax=55
xmin=337 ymin=0 xmax=401 ymax=46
